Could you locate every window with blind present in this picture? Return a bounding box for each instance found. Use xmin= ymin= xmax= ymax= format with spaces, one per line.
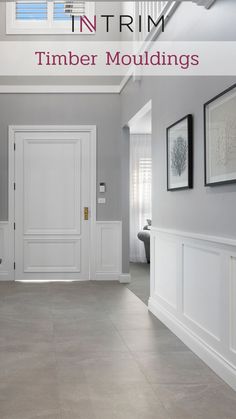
xmin=6 ymin=1 xmax=95 ymax=34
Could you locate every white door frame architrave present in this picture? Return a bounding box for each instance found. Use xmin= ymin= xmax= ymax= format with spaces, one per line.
xmin=8 ymin=125 xmax=97 ymax=281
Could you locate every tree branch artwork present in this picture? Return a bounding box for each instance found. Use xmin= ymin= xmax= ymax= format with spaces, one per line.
xmin=171 ymin=136 xmax=188 ymax=177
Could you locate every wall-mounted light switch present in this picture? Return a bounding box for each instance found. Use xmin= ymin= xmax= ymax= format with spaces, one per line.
xmin=99 ymin=183 xmax=106 ymax=193
xmin=98 ymin=197 xmax=106 ymax=204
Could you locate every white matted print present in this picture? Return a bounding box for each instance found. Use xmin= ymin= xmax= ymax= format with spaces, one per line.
xmin=205 ymin=84 xmax=236 ymax=186
xmin=167 ymin=115 xmax=193 ymax=191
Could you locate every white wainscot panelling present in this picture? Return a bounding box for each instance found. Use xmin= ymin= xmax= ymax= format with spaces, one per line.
xmin=149 ymin=227 xmax=236 ymax=391
xmin=153 ymin=235 xmax=178 ymax=311
xmin=183 ymin=244 xmax=221 ymax=344
xmin=0 ymin=222 xmax=12 ymax=280
xmin=96 ymin=222 xmax=122 ymax=280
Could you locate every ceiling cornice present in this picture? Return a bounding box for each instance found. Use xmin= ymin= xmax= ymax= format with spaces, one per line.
xmin=0 ymin=85 xmax=120 ymax=94
xmin=190 ymin=0 xmax=216 ymax=9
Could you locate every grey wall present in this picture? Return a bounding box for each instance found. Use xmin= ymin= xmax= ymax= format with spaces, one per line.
xmin=0 ymin=93 xmax=121 ymax=222
xmin=121 ymin=0 xmax=236 ymax=271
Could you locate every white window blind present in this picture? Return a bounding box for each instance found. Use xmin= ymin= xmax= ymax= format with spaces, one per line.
xmin=64 ymin=1 xmax=86 ymax=16
xmin=16 ymin=1 xmax=48 ymax=20
xmin=6 ymin=1 xmax=95 ymax=34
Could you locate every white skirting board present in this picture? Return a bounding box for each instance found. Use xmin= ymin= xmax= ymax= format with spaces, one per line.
xmin=119 ymin=273 xmax=131 ymax=284
xmin=149 ymin=227 xmax=236 ymax=391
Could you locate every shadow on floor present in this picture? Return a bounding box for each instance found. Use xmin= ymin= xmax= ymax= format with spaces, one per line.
xmin=126 ymin=262 xmax=150 ymax=305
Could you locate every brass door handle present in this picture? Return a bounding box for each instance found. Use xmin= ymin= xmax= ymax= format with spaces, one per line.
xmin=84 ymin=207 xmax=89 ymax=220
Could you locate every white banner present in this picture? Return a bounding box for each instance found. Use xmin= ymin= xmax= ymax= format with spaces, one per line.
xmin=0 ymin=41 xmax=235 ymax=76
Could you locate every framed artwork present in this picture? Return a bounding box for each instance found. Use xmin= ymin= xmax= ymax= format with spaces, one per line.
xmin=166 ymin=114 xmax=193 ymax=191
xmin=204 ymin=83 xmax=236 ymax=186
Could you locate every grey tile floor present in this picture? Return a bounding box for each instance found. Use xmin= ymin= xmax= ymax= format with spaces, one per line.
xmin=0 ymin=280 xmax=236 ymax=419
xmin=127 ymin=263 xmax=150 ymax=305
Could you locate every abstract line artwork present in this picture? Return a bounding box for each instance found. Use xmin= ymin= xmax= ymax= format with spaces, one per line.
xmin=204 ymin=84 xmax=236 ymax=186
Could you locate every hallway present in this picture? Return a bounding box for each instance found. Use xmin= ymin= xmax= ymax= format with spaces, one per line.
xmin=127 ymin=263 xmax=150 ymax=305
xmin=0 ymin=281 xmax=236 ymax=419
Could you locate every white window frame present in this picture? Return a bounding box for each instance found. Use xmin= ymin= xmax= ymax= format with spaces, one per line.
xmin=6 ymin=1 xmax=96 ymax=35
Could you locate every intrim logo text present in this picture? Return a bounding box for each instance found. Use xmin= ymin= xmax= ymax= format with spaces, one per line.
xmin=72 ymin=14 xmax=165 ymax=33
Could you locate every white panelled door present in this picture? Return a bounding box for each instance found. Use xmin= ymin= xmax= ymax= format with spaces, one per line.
xmin=14 ymin=128 xmax=93 ymax=280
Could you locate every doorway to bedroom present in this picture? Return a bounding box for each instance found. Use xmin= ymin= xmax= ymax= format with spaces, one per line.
xmin=127 ymin=102 xmax=152 ymax=305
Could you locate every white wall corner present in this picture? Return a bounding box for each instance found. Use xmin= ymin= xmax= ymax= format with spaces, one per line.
xmin=119 ymin=273 xmax=131 ymax=284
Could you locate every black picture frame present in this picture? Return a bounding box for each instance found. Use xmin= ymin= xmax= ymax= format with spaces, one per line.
xmin=166 ymin=114 xmax=193 ymax=191
xmin=204 ymin=83 xmax=236 ymax=187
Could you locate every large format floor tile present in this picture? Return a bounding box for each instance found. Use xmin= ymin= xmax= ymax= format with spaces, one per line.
xmin=109 ymin=311 xmax=166 ymax=330
xmin=84 ymin=382 xmax=170 ymax=419
xmin=119 ymin=328 xmax=189 ymax=353
xmin=0 ymin=281 xmax=235 ymax=419
xmin=54 ymin=329 xmax=129 ymax=354
xmin=153 ymin=382 xmax=236 ymax=419
xmin=0 ymin=351 xmax=60 ymax=419
xmin=133 ymin=351 xmax=221 ymax=384
xmin=55 ymin=352 xmax=146 ymax=385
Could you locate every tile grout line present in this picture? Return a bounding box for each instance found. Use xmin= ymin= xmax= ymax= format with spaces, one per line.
xmin=49 ymin=285 xmax=65 ymax=419
xmin=109 ymin=315 xmax=173 ymax=418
